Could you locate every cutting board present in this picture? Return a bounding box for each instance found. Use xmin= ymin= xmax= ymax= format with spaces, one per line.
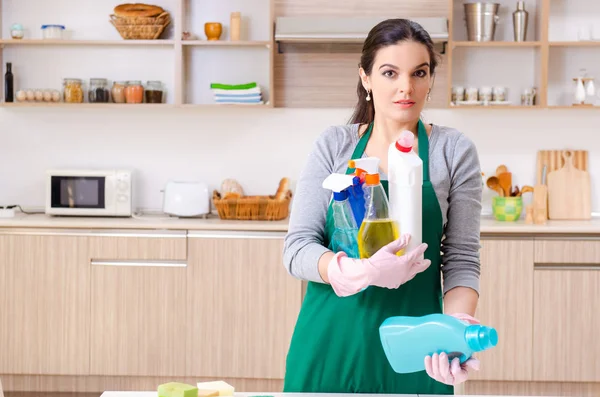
xmin=546 ymin=150 xmax=591 ymax=220
xmin=536 ymin=150 xmax=588 ymax=184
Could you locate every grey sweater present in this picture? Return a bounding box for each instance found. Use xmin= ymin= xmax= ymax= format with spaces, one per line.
xmin=283 ymin=122 xmax=483 ymax=295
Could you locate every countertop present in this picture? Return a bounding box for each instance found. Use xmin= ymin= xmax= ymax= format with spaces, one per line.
xmin=99 ymin=392 xmax=552 ymax=397
xmin=2 ymin=212 xmax=600 ymax=235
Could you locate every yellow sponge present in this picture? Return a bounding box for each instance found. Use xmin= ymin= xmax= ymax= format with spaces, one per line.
xmin=158 ymin=382 xmax=198 ymax=397
xmin=196 ymin=381 xmax=234 ymax=396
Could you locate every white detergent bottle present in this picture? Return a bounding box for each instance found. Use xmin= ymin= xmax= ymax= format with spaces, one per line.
xmin=388 ymin=130 xmax=422 ymax=255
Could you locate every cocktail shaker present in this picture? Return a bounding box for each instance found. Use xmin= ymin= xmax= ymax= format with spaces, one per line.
xmin=513 ymin=1 xmax=529 ymax=41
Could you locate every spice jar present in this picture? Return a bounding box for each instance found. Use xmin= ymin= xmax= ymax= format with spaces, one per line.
xmin=145 ymin=80 xmax=164 ymax=103
xmin=89 ymin=78 xmax=110 ymax=103
xmin=125 ymin=80 xmax=144 ymax=104
xmin=63 ymin=78 xmax=84 ymax=103
xmin=111 ymin=81 xmax=126 ymax=103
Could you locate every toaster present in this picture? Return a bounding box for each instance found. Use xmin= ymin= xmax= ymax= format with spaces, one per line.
xmin=162 ymin=181 xmax=210 ymax=217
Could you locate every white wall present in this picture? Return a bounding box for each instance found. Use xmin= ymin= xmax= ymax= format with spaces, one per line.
xmin=1 ymin=106 xmax=599 ymax=214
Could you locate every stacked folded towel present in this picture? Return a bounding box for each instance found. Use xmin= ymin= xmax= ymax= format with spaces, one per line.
xmin=210 ymin=82 xmax=264 ymax=104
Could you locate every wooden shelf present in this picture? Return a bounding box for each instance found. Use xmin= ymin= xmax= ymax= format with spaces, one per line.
xmin=452 ymin=41 xmax=542 ymax=48
xmin=0 ymin=102 xmax=176 ymax=108
xmin=0 ymin=39 xmax=175 ymax=46
xmin=182 ymin=40 xmax=271 ymax=47
xmin=451 ymin=105 xmax=542 ymax=109
xmin=547 ymin=105 xmax=600 ymax=109
xmin=549 ymin=41 xmax=600 ymax=47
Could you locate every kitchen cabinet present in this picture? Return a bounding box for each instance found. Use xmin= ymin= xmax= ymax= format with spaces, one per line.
xmin=89 ymin=231 xmax=188 ymax=376
xmin=469 ymin=238 xmax=534 ymax=382
xmin=532 ymin=239 xmax=600 ymax=382
xmin=0 ymin=230 xmax=90 ymax=375
xmin=185 ymin=231 xmax=302 ymax=379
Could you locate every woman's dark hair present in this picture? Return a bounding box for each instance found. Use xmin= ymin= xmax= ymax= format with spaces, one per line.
xmin=349 ymin=18 xmax=440 ymax=126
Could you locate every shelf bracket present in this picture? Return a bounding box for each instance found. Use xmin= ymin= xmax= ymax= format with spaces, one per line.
xmin=276 ymin=40 xmax=283 ymax=54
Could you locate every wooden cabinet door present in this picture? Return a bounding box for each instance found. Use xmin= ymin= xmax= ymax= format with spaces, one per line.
xmin=468 ymin=238 xmax=534 ymax=381
xmin=0 ymin=230 xmax=90 ymax=375
xmin=186 ymin=231 xmax=303 ymax=379
xmin=89 ymin=230 xmax=187 ymax=376
xmin=533 ymin=239 xmax=600 ymax=382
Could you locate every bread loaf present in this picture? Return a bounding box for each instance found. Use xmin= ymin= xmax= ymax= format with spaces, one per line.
xmin=114 ymin=3 xmax=164 ymax=17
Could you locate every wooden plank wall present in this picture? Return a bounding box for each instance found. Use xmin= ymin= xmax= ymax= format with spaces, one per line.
xmin=273 ymin=0 xmax=449 ymax=108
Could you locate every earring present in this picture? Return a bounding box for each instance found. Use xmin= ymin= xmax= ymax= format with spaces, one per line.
xmin=366 ymin=89 xmax=371 ymax=101
xmin=426 ymin=90 xmax=431 ymax=102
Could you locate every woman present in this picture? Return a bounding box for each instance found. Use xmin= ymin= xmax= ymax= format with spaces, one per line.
xmin=282 ymin=18 xmax=483 ymax=395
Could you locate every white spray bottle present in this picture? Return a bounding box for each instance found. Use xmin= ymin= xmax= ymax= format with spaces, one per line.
xmin=388 ymin=130 xmax=422 ymax=255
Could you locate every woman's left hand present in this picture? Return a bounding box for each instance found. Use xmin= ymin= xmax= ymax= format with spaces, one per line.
xmin=424 ymin=313 xmax=481 ymax=385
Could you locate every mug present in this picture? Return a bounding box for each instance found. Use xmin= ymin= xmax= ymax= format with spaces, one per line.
xmin=452 ymin=86 xmax=465 ymax=103
xmin=492 ymin=86 xmax=506 ymax=102
xmin=521 ymin=87 xmax=537 ymax=106
xmin=466 ymin=87 xmax=479 ymax=102
xmin=480 ymin=86 xmax=492 ymax=103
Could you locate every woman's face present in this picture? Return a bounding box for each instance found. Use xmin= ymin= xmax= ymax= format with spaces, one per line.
xmin=360 ymin=40 xmax=432 ymax=124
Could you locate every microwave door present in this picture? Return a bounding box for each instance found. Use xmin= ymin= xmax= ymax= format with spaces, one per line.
xmin=51 ymin=176 xmax=105 ymax=210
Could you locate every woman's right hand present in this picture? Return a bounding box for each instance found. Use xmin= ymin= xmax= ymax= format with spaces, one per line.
xmin=327 ymin=234 xmax=431 ymax=296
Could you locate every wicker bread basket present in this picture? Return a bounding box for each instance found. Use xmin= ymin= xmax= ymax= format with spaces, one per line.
xmin=110 ymin=11 xmax=171 ymax=40
xmin=213 ymin=178 xmax=292 ymax=221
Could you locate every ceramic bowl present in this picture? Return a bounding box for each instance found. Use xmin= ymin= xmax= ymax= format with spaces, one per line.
xmin=492 ymin=196 xmax=523 ymax=222
xmin=205 ymin=22 xmax=222 ymax=40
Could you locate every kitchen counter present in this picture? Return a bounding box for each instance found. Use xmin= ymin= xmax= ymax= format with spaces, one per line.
xmin=2 ymin=212 xmax=600 ymax=235
xmin=99 ymin=392 xmax=552 ymax=397
xmin=0 ymin=212 xmax=289 ymax=232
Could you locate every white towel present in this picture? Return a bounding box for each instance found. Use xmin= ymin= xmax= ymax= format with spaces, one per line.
xmin=211 ymin=87 xmax=262 ymax=95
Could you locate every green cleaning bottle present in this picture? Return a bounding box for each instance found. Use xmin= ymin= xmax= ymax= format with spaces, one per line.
xmin=322 ymin=173 xmax=360 ymax=258
xmin=349 ymin=157 xmax=399 ymax=259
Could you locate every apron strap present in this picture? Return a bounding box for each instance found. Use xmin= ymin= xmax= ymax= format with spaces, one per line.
xmin=347 ymin=120 xmax=430 ymax=182
xmin=417 ymin=119 xmax=430 ymax=182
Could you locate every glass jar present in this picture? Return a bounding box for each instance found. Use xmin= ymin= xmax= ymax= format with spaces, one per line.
xmin=11 ymin=23 xmax=24 ymax=39
xmin=125 ymin=80 xmax=144 ymax=104
xmin=88 ymin=78 xmax=110 ymax=103
xmin=63 ymin=78 xmax=84 ymax=103
xmin=41 ymin=24 xmax=65 ymax=40
xmin=145 ymin=80 xmax=163 ymax=103
xmin=111 ymin=81 xmax=126 ymax=103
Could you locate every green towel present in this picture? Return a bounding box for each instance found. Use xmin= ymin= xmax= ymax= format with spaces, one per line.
xmin=210 ymin=82 xmax=258 ymax=90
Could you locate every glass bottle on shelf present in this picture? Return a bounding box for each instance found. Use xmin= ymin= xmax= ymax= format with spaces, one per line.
xmin=125 ymin=80 xmax=144 ymax=104
xmin=145 ymin=81 xmax=163 ymax=103
xmin=63 ymin=78 xmax=84 ymax=103
xmin=89 ymin=78 xmax=110 ymax=103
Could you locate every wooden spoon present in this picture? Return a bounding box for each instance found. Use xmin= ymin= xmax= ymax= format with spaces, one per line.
xmin=486 ymin=176 xmax=505 ymax=196
xmin=497 ymin=172 xmax=512 ymax=197
xmin=511 ymin=186 xmax=520 ymax=197
xmin=496 ymin=165 xmax=508 ymax=176
xmin=518 ymin=185 xmax=534 ymax=196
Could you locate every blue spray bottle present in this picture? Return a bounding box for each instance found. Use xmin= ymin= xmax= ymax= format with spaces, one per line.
xmin=346 ymin=175 xmax=366 ymax=226
xmin=379 ymin=313 xmax=498 ymax=374
xmin=322 ymin=174 xmax=360 ymax=258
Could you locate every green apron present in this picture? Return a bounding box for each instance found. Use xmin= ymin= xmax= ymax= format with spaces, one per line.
xmin=283 ymin=120 xmax=453 ymax=395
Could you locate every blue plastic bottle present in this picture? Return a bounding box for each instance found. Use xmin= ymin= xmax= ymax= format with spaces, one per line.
xmin=379 ymin=313 xmax=498 ymax=374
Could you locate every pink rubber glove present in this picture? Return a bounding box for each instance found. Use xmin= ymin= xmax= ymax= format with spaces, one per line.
xmin=327 ymin=234 xmax=431 ymax=297
xmin=424 ymin=313 xmax=481 ymax=385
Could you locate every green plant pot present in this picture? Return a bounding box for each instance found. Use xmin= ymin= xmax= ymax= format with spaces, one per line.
xmin=492 ymin=196 xmax=523 ymax=222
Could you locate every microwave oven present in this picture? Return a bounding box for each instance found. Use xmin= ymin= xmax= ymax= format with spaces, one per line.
xmin=45 ymin=169 xmax=133 ymax=217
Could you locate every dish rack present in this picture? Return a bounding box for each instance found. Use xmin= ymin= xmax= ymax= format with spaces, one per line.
xmin=212 ymin=180 xmax=292 ymax=221
xmin=109 ymin=11 xmax=171 ymax=40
